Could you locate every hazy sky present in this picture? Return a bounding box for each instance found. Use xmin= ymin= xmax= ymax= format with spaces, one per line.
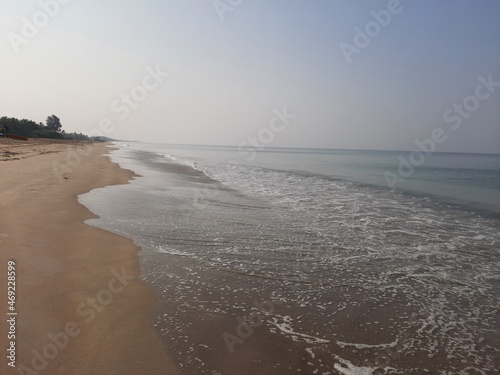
xmin=1 ymin=0 xmax=499 ymax=152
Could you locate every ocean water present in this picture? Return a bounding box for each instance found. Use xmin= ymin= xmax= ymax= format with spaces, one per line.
xmin=80 ymin=142 xmax=500 ymax=375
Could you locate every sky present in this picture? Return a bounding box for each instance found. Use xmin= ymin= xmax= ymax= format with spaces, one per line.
xmin=0 ymin=0 xmax=499 ymax=153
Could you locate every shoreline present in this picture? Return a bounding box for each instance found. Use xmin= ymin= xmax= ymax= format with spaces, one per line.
xmin=0 ymin=140 xmax=178 ymax=374
xmin=83 ymin=146 xmax=500 ymax=374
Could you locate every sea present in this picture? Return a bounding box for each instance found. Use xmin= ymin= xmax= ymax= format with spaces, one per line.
xmin=79 ymin=142 xmax=500 ymax=375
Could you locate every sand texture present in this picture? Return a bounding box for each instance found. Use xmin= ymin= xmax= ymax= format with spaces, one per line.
xmin=0 ymin=139 xmax=178 ymax=375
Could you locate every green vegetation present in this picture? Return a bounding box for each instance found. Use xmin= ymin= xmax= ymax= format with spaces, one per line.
xmin=0 ymin=115 xmax=90 ymax=140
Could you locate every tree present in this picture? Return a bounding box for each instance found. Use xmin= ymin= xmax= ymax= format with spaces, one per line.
xmin=0 ymin=117 xmax=40 ymax=137
xmin=1 ymin=115 xmax=84 ymax=139
xmin=46 ymin=115 xmax=62 ymax=132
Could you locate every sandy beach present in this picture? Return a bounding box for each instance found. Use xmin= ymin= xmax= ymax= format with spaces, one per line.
xmin=0 ymin=139 xmax=178 ymax=375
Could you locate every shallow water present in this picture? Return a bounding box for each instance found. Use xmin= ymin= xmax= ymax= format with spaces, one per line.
xmin=79 ymin=144 xmax=500 ymax=374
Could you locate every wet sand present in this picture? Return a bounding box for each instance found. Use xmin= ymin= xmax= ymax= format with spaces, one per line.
xmin=0 ymin=139 xmax=178 ymax=374
xmin=80 ymin=149 xmax=500 ymax=375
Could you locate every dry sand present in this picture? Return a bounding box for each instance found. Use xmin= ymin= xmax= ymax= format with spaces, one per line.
xmin=0 ymin=138 xmax=88 ymax=161
xmin=0 ymin=138 xmax=178 ymax=374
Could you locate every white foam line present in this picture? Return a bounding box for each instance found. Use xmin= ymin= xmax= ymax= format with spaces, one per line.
xmin=337 ymin=338 xmax=398 ymax=349
xmin=267 ymin=316 xmax=330 ymax=344
xmin=163 ymin=154 xmax=177 ymax=161
xmin=305 ymin=347 xmax=315 ymax=359
xmin=333 ymin=355 xmax=375 ymax=375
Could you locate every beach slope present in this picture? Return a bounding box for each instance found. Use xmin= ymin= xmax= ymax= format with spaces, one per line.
xmin=0 ymin=140 xmax=178 ymax=375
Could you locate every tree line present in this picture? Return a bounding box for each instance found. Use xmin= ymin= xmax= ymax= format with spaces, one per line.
xmin=0 ymin=115 xmax=90 ymax=140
